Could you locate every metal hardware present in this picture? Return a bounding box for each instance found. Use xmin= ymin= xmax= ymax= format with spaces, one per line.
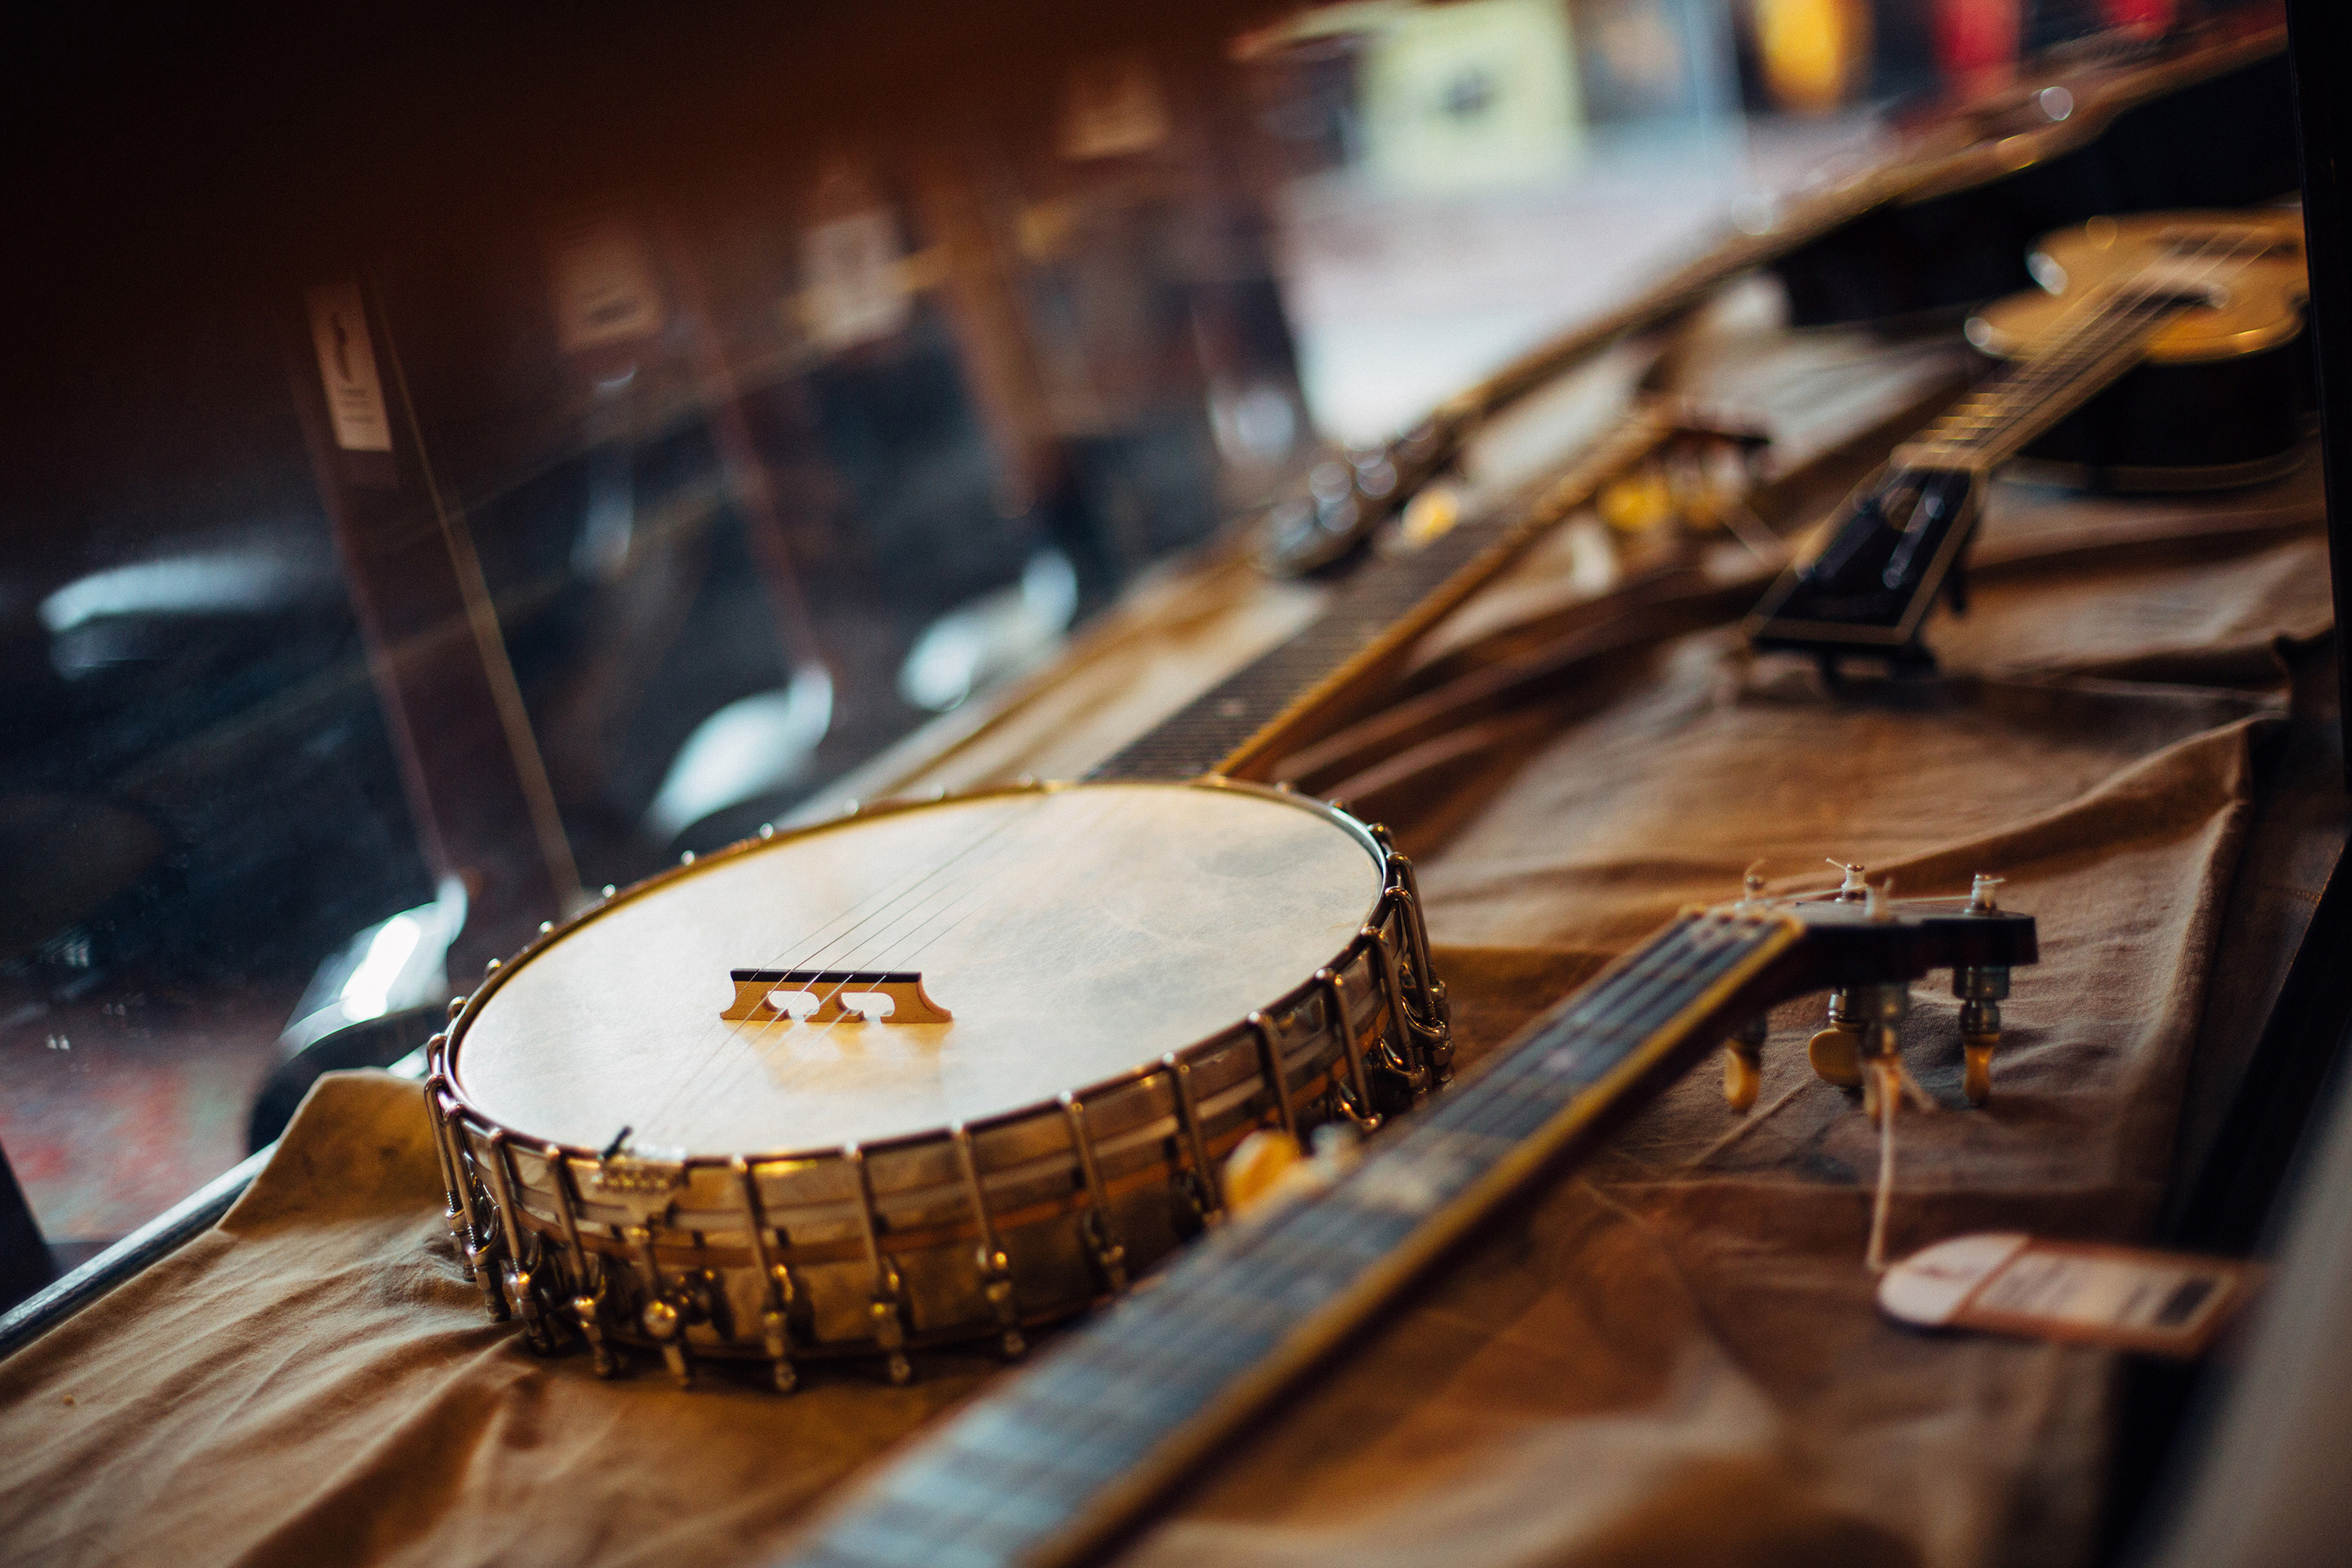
xmin=1955 ymin=874 xmax=2012 ymax=1105
xmin=720 ymin=968 xmax=953 ymax=1025
xmin=1363 ymin=924 xmax=1432 ymax=1106
xmin=483 ymin=1132 xmax=555 ymax=1352
xmin=1722 ymin=1012 xmax=1769 ymax=1112
xmin=1059 ymin=1094 xmax=1130 ymax=1296
xmin=1163 ymin=1053 xmax=1224 ymax=1225
xmin=628 ymin=1223 xmax=698 ymax=1388
xmin=951 ymin=1125 xmax=1025 ymax=1357
xmin=846 ymin=1146 xmax=913 ymax=1385
xmin=1319 ymin=967 xmax=1381 ymax=1133
xmin=547 ymin=1145 xmax=619 ymax=1377
xmin=733 ymin=1157 xmax=800 ymax=1392
xmin=1249 ymin=1011 xmax=1298 ymax=1142
xmin=1809 ymin=988 xmax=1867 ymax=1088
xmin=420 ymin=1069 xmax=467 ymax=1269
xmin=1854 ymin=982 xmax=1912 ymax=1121
xmin=430 ymin=1085 xmax=508 ymax=1319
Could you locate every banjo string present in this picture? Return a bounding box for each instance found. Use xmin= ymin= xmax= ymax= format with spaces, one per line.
xmin=647 ymin=786 xmax=1142 ymax=1135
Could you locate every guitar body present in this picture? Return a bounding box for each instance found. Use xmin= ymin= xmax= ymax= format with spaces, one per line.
xmin=1747 ymin=204 xmax=2311 ymax=673
xmin=1968 ymin=209 xmax=2311 ymax=488
xmin=1773 ymin=31 xmax=2298 ymax=327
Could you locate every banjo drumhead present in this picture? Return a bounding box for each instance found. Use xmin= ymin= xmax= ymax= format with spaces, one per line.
xmin=453 ymin=782 xmax=1385 ymax=1156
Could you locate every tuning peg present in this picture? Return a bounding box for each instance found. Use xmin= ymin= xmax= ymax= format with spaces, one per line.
xmin=1951 ymin=873 xmax=2014 ymax=1106
xmin=1827 ymin=858 xmax=1869 ymax=900
xmin=1809 ymin=989 xmax=1865 ymax=1088
xmin=1851 ymin=983 xmax=1911 ymax=1120
xmin=1722 ymin=1013 xmax=1769 ymax=1111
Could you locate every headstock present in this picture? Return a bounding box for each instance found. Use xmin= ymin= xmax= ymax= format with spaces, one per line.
xmin=1742 ymin=463 xmax=1984 ymax=677
xmin=1722 ymin=866 xmax=2032 ymax=1112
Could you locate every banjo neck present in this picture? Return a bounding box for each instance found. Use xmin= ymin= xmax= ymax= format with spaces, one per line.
xmin=1090 ymin=409 xmax=1687 ymax=784
xmin=780 ymin=893 xmax=2036 ymax=1568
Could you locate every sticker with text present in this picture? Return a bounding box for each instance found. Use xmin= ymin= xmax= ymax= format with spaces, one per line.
xmin=1878 ymin=1232 xmax=2254 ymax=1356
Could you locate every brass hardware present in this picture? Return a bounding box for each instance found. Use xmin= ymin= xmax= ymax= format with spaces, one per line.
xmin=951 ymin=1125 xmax=1024 ymax=1357
xmin=548 ymin=1146 xmax=619 ymax=1377
xmin=846 ymin=1146 xmax=913 ymax=1385
xmin=1955 ymin=875 xmax=2012 ymax=1105
xmin=733 ymin=1156 xmax=800 ymax=1392
xmin=1060 ymin=1094 xmax=1129 ymax=1295
xmin=483 ymin=1132 xmax=556 ymax=1352
xmin=429 ymin=1083 xmax=507 ymax=1320
xmin=1722 ymin=1013 xmax=1769 ymax=1112
xmin=1319 ymin=967 xmax=1381 ymax=1133
xmin=1809 ymin=993 xmax=1865 ymax=1088
xmin=627 ymin=1224 xmax=698 ymax=1388
xmin=720 ymin=968 xmax=953 ymax=1025
xmin=1163 ymin=1053 xmax=1223 ymax=1226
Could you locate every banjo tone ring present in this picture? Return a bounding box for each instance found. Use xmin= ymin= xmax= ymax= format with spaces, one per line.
xmin=426 ymin=778 xmax=1450 ymax=1385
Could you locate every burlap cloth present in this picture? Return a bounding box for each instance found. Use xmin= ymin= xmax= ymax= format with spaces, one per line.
xmin=1 ymin=459 xmax=2332 ymax=1568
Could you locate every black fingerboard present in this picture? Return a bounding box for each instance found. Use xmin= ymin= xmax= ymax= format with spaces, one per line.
xmin=778 ymin=910 xmax=1795 ymax=1568
xmin=1087 ymin=413 xmax=1667 ymax=782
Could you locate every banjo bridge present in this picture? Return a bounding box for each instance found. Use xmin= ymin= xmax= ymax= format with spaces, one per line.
xmin=721 ymin=969 xmax=954 ymax=1025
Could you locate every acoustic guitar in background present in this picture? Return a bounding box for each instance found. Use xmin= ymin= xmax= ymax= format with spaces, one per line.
xmin=1747 ymin=205 xmax=2310 ymax=675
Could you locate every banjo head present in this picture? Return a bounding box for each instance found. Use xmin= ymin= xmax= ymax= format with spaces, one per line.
xmin=452 ymin=779 xmax=1387 ymax=1158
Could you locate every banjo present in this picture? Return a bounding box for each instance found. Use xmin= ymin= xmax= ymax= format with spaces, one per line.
xmin=424 ymin=411 xmax=1717 ymax=1388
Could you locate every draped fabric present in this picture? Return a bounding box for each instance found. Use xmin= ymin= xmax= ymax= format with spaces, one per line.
xmin=1 ymin=459 xmax=2333 ymax=1568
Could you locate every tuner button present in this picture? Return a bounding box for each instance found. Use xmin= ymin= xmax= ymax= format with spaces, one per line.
xmin=1723 ymin=1048 xmax=1760 ymax=1112
xmin=1962 ymin=1041 xmax=1994 ymax=1106
xmin=1809 ymin=1025 xmax=1864 ymax=1087
xmin=1722 ymin=1013 xmax=1769 ymax=1112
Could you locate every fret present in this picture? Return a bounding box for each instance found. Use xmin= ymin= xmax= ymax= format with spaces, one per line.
xmin=783 ymin=913 xmax=1793 ymax=1568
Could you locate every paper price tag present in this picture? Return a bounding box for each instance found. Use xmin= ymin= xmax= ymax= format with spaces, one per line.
xmin=1880 ymin=1233 xmax=2253 ymax=1357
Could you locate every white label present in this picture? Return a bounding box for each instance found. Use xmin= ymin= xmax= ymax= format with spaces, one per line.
xmin=546 ymin=214 xmax=666 ymax=354
xmin=799 ymin=210 xmax=911 ymax=352
xmin=305 ymin=282 xmax=394 ymax=453
xmin=1969 ymin=1252 xmax=2229 ymax=1337
xmin=1880 ymin=1232 xmax=2249 ymax=1356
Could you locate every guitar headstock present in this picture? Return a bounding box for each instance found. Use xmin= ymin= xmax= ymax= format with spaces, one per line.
xmin=1743 ymin=463 xmax=1984 ymax=677
xmin=1255 ymin=419 xmax=1453 ymax=577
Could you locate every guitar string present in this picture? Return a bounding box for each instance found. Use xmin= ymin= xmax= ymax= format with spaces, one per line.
xmin=1931 ymin=224 xmax=2267 ymax=462
xmin=1929 ymin=223 xmax=2252 ymax=452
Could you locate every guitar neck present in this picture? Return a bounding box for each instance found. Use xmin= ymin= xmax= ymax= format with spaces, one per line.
xmin=1898 ymin=285 xmax=2195 ymax=471
xmin=1089 ymin=410 xmax=1674 ymax=782
xmin=781 ymin=909 xmax=1799 ymax=1568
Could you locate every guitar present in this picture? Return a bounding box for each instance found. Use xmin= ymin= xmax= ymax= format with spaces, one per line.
xmin=1744 ymin=206 xmax=2309 ymax=675
xmin=1258 ymin=16 xmax=2288 ymax=577
xmin=773 ymin=878 xmax=2038 ymax=1568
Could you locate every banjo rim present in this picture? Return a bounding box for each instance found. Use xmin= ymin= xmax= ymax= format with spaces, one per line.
xmin=434 ymin=775 xmax=1396 ymax=1167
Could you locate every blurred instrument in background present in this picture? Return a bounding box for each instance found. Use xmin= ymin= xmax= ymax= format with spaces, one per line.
xmin=1746 ymin=205 xmax=2309 ymax=674
xmin=1256 ymin=10 xmax=2287 ymax=577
